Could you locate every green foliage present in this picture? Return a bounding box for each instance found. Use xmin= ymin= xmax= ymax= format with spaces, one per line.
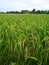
xmin=0 ymin=14 xmax=49 ymax=65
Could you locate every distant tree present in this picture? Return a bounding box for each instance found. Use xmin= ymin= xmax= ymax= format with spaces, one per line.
xmin=21 ymin=10 xmax=31 ymax=14
xmin=0 ymin=12 xmax=5 ymax=14
xmin=45 ymin=10 xmax=49 ymax=14
xmin=15 ymin=11 xmax=20 ymax=14
xmin=7 ymin=11 xmax=15 ymax=13
xmin=40 ymin=10 xmax=49 ymax=14
xmin=36 ymin=10 xmax=41 ymax=14
xmin=7 ymin=11 xmax=20 ymax=14
xmin=40 ymin=10 xmax=44 ymax=14
xmin=47 ymin=10 xmax=49 ymax=14
xmin=32 ymin=9 xmax=36 ymax=13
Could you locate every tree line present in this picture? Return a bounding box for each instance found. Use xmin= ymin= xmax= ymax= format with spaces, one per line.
xmin=0 ymin=9 xmax=49 ymax=14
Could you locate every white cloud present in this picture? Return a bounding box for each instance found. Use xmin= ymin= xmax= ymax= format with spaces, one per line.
xmin=0 ymin=0 xmax=49 ymax=11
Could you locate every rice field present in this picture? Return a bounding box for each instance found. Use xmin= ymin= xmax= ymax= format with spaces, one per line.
xmin=0 ymin=14 xmax=49 ymax=65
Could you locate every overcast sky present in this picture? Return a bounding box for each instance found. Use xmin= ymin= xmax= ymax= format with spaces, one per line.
xmin=0 ymin=0 xmax=49 ymax=12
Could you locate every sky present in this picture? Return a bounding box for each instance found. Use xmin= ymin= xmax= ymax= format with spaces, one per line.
xmin=0 ymin=0 xmax=49 ymax=12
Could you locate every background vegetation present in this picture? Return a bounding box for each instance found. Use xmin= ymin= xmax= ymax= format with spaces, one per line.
xmin=0 ymin=9 xmax=49 ymax=14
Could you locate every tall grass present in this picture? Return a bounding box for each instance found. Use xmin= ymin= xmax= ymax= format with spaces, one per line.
xmin=0 ymin=14 xmax=49 ymax=65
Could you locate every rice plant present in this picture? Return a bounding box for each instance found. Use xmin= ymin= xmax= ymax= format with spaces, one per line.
xmin=0 ymin=14 xmax=49 ymax=65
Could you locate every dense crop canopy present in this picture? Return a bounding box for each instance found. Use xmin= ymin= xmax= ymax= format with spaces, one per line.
xmin=0 ymin=14 xmax=49 ymax=65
